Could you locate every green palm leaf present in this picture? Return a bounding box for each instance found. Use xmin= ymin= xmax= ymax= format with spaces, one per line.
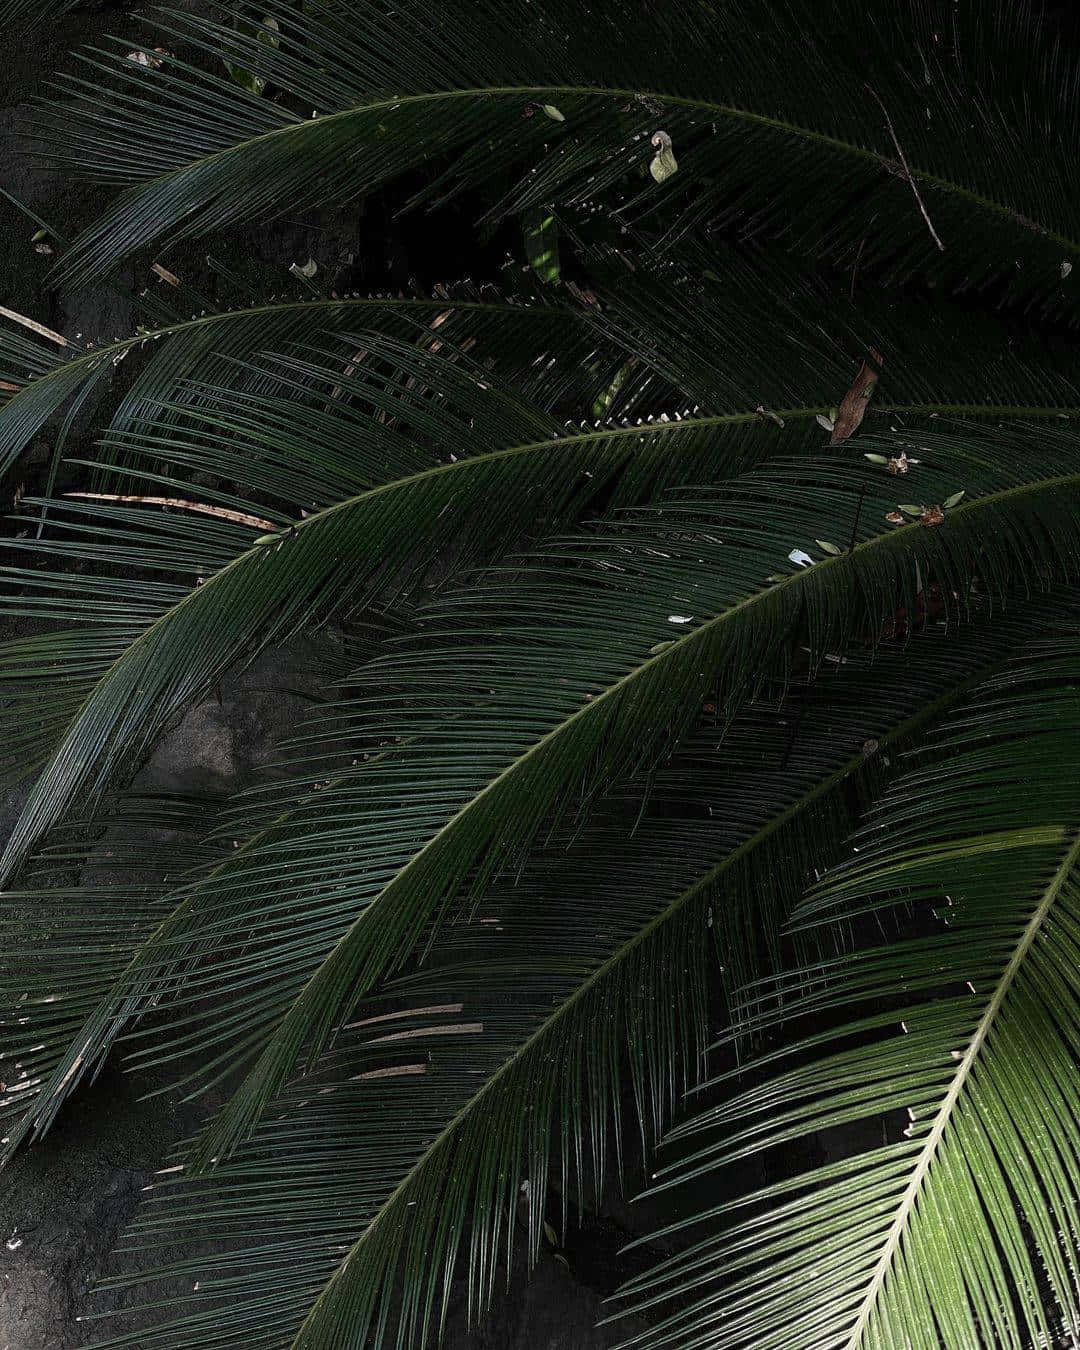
xmin=617 ymin=635 xmax=1080 ymax=1349
xmin=34 ymin=419 xmax=1073 ymax=1174
xmin=41 ymin=0 xmax=1080 ymax=312
xmin=23 ymin=601 xmax=1061 ymax=1349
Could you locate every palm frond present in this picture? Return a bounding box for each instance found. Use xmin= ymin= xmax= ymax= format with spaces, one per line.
xmin=0 ymin=292 xmax=636 ymax=479
xmin=15 ymin=417 xmax=1071 ymax=1173
xmin=26 ymin=600 xmax=1065 ymax=1350
xmin=616 ymin=633 xmax=1080 ymax=1350
xmin=40 ymin=0 xmax=1080 ymax=315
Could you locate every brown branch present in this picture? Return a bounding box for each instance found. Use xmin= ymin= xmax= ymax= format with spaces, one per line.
xmin=865 ymin=84 xmax=945 ymax=253
xmin=0 ymin=305 xmax=73 ymax=349
xmin=64 ymin=492 xmax=277 ymax=531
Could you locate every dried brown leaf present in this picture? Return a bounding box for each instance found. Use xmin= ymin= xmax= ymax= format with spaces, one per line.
xmin=64 ymin=493 xmax=277 ymax=532
xmin=830 ymin=347 xmax=883 ymax=445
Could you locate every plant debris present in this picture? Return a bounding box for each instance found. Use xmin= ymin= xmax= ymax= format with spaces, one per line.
xmin=830 ymin=348 xmax=883 ymax=445
xmin=64 ymin=493 xmax=277 ymax=532
xmin=649 ymin=131 xmax=678 ymax=184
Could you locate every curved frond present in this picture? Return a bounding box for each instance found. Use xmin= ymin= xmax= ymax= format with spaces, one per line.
xmin=24 ymin=601 xmax=1063 ymax=1349
xmin=17 ymin=417 xmax=1073 ymax=1172
xmin=42 ymin=0 xmax=1080 ymax=315
xmin=618 ymin=635 xmax=1080 ymax=1350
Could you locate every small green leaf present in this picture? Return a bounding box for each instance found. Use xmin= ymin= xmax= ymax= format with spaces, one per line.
xmin=648 ymin=640 xmax=676 ymax=655
xmin=225 ymin=15 xmax=279 ymax=96
xmin=649 ymin=131 xmax=678 ymax=184
xmin=863 ymin=452 xmax=889 ymax=464
xmin=524 ymin=208 xmax=560 ymax=285
xmin=543 ymin=1220 xmax=558 ymax=1246
xmin=816 ymin=540 xmax=843 ymax=556
xmin=592 ymin=360 xmax=634 ymax=420
xmin=541 ymin=104 xmax=565 ymax=122
xmin=944 ymin=489 xmax=966 ymax=509
xmin=898 ymin=504 xmax=923 ymax=517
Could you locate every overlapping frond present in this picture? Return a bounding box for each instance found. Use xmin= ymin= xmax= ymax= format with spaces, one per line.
xmin=32 ymin=600 xmax=1063 ymax=1350
xmin=616 ymin=634 xmax=1080 ymax=1350
xmin=38 ymin=0 xmax=1080 ymax=317
xmin=0 ymin=292 xmax=637 ymax=479
xmin=7 ymin=416 xmax=1070 ymax=1180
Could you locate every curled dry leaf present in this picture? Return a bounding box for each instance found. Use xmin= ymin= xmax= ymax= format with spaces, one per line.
xmin=649 ymin=130 xmax=678 ymax=184
xmin=918 ymin=504 xmax=946 ymax=527
xmin=126 ymin=48 xmax=166 ymax=68
xmin=887 ymin=451 xmax=912 ymax=475
xmin=829 ymin=347 xmax=884 ymax=445
xmin=885 ymin=511 xmax=905 ymax=525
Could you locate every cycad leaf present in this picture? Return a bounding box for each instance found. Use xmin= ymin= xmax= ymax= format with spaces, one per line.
xmin=618 ymin=636 xmax=1080 ymax=1350
xmin=41 ymin=0 xmax=1080 ymax=315
xmin=33 ymin=600 xmax=1065 ymax=1349
xmin=91 ymin=421 xmax=1080 ymax=1165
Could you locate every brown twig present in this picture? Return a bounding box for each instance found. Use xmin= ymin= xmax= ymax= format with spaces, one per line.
xmin=0 ymin=305 xmax=73 ymax=349
xmin=865 ymin=84 xmax=945 ymax=253
xmin=64 ymin=492 xmax=277 ymax=531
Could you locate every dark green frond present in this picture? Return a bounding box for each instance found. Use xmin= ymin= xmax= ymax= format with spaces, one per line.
xmin=617 ymin=634 xmax=1080 ymax=1350
xmin=41 ymin=600 xmax=1064 ymax=1350
xmin=42 ymin=0 xmax=1080 ymax=315
xmin=26 ymin=419 xmax=1073 ymax=1173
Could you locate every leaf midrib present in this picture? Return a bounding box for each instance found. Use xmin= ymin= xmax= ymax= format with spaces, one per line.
xmin=841 ymin=825 xmax=1080 ymax=1350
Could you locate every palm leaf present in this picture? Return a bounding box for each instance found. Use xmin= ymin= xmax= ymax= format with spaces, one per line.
xmin=25 ymin=601 xmax=1064 ymax=1349
xmin=616 ymin=634 xmax=1080 ymax=1350
xmin=39 ymin=0 xmax=1080 ymax=315
xmin=0 ymin=292 xmax=639 ymax=480
xmin=27 ymin=418 xmax=1073 ymax=1174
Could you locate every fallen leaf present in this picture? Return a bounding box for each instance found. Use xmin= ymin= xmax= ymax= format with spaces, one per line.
xmin=816 ymin=540 xmax=843 ymax=555
xmin=887 ymin=452 xmax=912 ymax=475
xmin=1062 ymin=261 xmax=1073 ymax=279
xmin=225 ymin=15 xmax=279 ymax=96
xmin=918 ymin=504 xmax=945 ymax=527
xmin=290 ymin=257 xmax=318 ymax=279
xmin=755 ymin=405 xmax=785 ymax=427
xmin=943 ymin=489 xmax=965 ymax=508
xmin=816 ymin=413 xmax=835 ymax=433
xmin=541 ymin=104 xmax=565 ymax=122
xmin=126 ymin=47 xmax=165 ymax=68
xmin=649 ymin=130 xmax=678 ymax=184
xmin=885 ymin=511 xmax=905 ymax=525
xmin=830 ymin=347 xmax=883 ymax=445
